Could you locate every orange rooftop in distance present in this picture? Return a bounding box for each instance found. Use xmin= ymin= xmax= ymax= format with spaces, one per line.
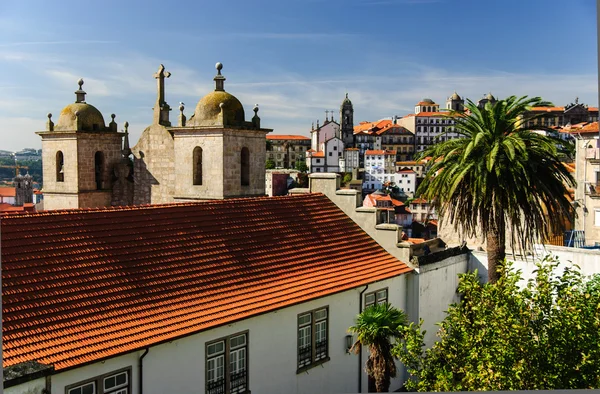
xmin=0 ymin=193 xmax=411 ymax=371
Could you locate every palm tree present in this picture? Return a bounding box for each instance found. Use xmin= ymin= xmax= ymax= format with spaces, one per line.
xmin=348 ymin=303 xmax=407 ymax=392
xmin=416 ymin=96 xmax=575 ymax=283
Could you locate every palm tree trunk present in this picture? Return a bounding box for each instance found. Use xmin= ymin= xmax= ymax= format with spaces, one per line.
xmin=486 ymin=215 xmax=506 ymax=283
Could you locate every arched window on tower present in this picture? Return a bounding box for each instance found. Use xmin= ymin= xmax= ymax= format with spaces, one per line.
xmin=241 ymin=147 xmax=250 ymax=186
xmin=94 ymin=151 xmax=104 ymax=190
xmin=193 ymin=147 xmax=203 ymax=185
xmin=56 ymin=151 xmax=64 ymax=182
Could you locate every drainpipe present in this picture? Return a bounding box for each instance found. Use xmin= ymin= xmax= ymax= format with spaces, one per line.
xmin=139 ymin=348 xmax=149 ymax=394
xmin=358 ymin=284 xmax=369 ymax=393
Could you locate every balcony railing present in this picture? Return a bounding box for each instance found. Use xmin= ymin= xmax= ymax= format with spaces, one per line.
xmin=585 ymin=182 xmax=600 ymax=198
xmin=586 ymin=148 xmax=600 ymax=160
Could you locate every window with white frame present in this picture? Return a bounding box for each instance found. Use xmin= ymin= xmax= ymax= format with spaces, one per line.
xmin=206 ymin=332 xmax=248 ymax=394
xmin=365 ymin=289 xmax=388 ymax=308
xmin=67 ymin=368 xmax=131 ymax=394
xmin=298 ymin=307 xmax=329 ymax=372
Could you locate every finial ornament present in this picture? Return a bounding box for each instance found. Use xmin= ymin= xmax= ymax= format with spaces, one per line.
xmin=124 ymin=121 xmax=129 ymax=130
xmin=46 ymin=113 xmax=54 ymax=131
xmin=75 ymin=78 xmax=87 ymax=103
xmin=346 ymin=92 xmax=348 ymax=99
xmin=153 ymin=64 xmax=172 ymax=126
xmin=252 ymin=104 xmax=260 ymax=128
xmin=214 ymin=62 xmax=226 ymax=91
xmin=178 ymin=103 xmax=186 ymax=127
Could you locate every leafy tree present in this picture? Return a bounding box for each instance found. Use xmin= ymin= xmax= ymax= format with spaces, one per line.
xmin=265 ymin=159 xmax=276 ymax=169
xmin=342 ymin=172 xmax=352 ymax=185
xmin=295 ymin=160 xmax=308 ymax=173
xmin=349 ymin=303 xmax=408 ymax=392
xmin=394 ymin=256 xmax=600 ymax=391
xmin=416 ymin=96 xmax=575 ymax=282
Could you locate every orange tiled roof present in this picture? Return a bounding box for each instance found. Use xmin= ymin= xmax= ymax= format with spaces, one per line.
xmin=411 ymin=198 xmax=428 ymax=204
xmin=0 ymin=187 xmax=16 ymax=197
xmin=415 ymin=112 xmax=453 ymax=117
xmin=529 ymin=106 xmax=598 ymax=113
xmin=267 ymin=135 xmax=310 ymax=141
xmin=353 ymin=119 xmax=392 ymax=134
xmin=345 ymin=148 xmax=359 ymax=151
xmin=309 ymin=151 xmax=325 ymax=157
xmin=1 ymin=194 xmax=412 ymax=371
xmin=365 ymin=150 xmax=396 ymax=155
xmin=407 ymin=238 xmax=426 ymax=244
xmin=374 ymin=124 xmax=412 ymax=136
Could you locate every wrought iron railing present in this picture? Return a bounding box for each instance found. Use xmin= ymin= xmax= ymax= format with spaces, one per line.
xmin=229 ymin=370 xmax=247 ymax=394
xmin=206 ymin=378 xmax=226 ymax=394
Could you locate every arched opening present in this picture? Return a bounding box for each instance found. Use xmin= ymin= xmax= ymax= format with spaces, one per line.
xmin=56 ymin=151 xmax=64 ymax=182
xmin=193 ymin=146 xmax=203 ymax=185
xmin=94 ymin=151 xmax=104 ymax=190
xmin=241 ymin=147 xmax=250 ymax=186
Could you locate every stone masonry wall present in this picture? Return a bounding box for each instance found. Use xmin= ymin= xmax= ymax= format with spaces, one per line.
xmin=172 ymin=130 xmax=224 ymax=199
xmin=223 ymin=130 xmax=267 ymax=197
xmin=132 ymin=124 xmax=176 ymax=205
xmin=76 ymin=133 xmax=123 ymax=193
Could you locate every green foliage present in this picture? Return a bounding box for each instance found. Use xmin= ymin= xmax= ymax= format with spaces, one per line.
xmin=416 ymin=96 xmax=575 ymax=281
xmin=295 ymin=161 xmax=308 ymax=173
xmin=265 ymin=159 xmax=276 ymax=170
xmin=394 ymin=256 xmax=600 ymax=391
xmin=349 ymin=303 xmax=408 ymax=392
xmin=266 ymin=140 xmax=273 ymax=151
xmin=342 ymin=172 xmax=352 ymax=185
xmin=0 ymin=158 xmax=43 ymax=185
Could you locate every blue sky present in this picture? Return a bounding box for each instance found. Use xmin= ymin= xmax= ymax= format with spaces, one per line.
xmin=0 ymin=0 xmax=597 ymax=151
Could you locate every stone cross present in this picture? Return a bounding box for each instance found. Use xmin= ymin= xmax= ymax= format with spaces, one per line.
xmin=325 ymin=110 xmax=329 ymax=121
xmin=154 ymin=64 xmax=171 ymax=106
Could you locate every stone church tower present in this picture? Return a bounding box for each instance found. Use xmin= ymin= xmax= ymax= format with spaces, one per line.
xmin=131 ymin=62 xmax=272 ymax=204
xmin=446 ymin=91 xmax=464 ymax=112
xmin=37 ymin=79 xmax=125 ymax=210
xmin=340 ymin=93 xmax=354 ymax=147
xmin=14 ymin=173 xmax=33 ymax=206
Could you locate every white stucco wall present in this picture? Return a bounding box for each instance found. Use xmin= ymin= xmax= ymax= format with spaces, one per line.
xmin=470 ymin=245 xmax=600 ymax=285
xmin=6 ymin=377 xmax=46 ymax=394
xmin=415 ymin=254 xmax=469 ymax=346
xmin=19 ymin=275 xmax=409 ymax=394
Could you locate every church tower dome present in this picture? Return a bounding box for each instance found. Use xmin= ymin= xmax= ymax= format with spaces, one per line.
xmin=55 ymin=79 xmax=106 ymax=131
xmin=190 ymin=63 xmax=246 ymax=127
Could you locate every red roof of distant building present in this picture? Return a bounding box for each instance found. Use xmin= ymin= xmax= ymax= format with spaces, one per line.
xmin=267 ymin=135 xmax=310 ymax=141
xmin=353 ymin=119 xmax=392 ymax=134
xmin=345 ymin=148 xmax=359 ymax=151
xmin=0 ymin=187 xmax=16 ymax=197
xmin=411 ymin=198 xmax=429 ymax=204
xmin=0 ymin=194 xmax=411 ymax=371
xmin=415 ymin=112 xmax=454 ymax=117
xmin=365 ymin=150 xmax=396 ymax=155
xmin=309 ymin=151 xmax=325 ymax=157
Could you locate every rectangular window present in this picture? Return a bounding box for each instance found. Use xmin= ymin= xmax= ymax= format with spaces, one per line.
xmin=298 ymin=307 xmax=329 ymax=372
xmin=329 ymin=152 xmax=332 ymax=156
xmin=333 ymin=146 xmax=337 ymax=151
xmin=67 ymin=368 xmax=131 ymax=394
xmin=206 ymin=332 xmax=248 ymax=394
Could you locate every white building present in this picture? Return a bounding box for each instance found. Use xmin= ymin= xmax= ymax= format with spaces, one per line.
xmin=398 ymin=97 xmax=464 ymax=153
xmin=363 ymin=150 xmax=396 ymax=191
xmin=342 ymin=148 xmax=360 ymax=173
xmin=2 ymin=194 xmax=414 ymax=394
xmin=392 ymin=168 xmax=417 ymax=197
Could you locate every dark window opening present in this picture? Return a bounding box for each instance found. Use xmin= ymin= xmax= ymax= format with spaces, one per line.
xmin=241 ymin=147 xmax=250 ymax=186
xmin=56 ymin=151 xmax=64 ymax=182
xmin=193 ymin=147 xmax=203 ymax=185
xmin=94 ymin=151 xmax=104 ymax=190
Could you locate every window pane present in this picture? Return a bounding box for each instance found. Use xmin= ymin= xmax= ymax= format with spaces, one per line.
xmin=104 ymin=371 xmax=128 ymax=391
xmin=315 ymin=320 xmax=328 ymax=361
xmin=314 ymin=309 xmax=327 ymax=321
xmin=230 ymin=334 xmax=246 ymax=349
xmin=365 ymin=293 xmax=375 ymax=306
xmin=82 ymin=383 xmax=95 ymax=394
xmin=68 ymin=388 xmax=82 ymax=394
xmin=298 ymin=313 xmax=311 ymax=326
xmin=376 ymin=290 xmax=388 ymax=303
xmin=207 ymin=341 xmax=225 ymax=356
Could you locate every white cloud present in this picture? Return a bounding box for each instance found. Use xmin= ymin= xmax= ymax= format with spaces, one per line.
xmin=0 ymin=46 xmax=596 ymax=153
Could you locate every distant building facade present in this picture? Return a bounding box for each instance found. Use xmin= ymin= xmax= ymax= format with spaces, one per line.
xmin=266 ymin=135 xmax=311 ymax=169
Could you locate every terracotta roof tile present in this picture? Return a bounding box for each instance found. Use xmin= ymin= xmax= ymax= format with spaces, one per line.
xmin=1 ymin=194 xmax=412 ymax=371
xmin=266 ymin=135 xmax=310 ymax=141
xmin=0 ymin=187 xmax=16 ymax=197
xmin=365 ymin=150 xmax=396 ymax=155
xmin=308 ymin=151 xmax=325 ymax=157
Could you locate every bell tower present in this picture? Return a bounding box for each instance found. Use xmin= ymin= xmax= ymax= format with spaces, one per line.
xmin=340 ymin=93 xmax=354 ymax=147
xmin=37 ymin=79 xmax=125 ymax=210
